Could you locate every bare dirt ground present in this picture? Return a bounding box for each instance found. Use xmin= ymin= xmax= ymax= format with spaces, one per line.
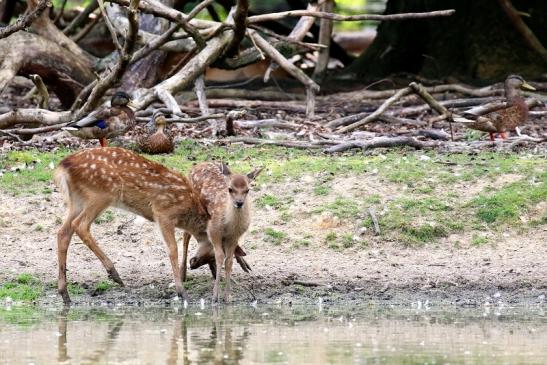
xmin=1 ymin=171 xmax=546 ymax=307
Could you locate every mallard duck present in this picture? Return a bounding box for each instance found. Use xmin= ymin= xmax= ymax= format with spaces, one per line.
xmin=64 ymin=91 xmax=136 ymax=147
xmin=137 ymin=111 xmax=174 ymax=154
xmin=457 ymin=75 xmax=535 ymax=141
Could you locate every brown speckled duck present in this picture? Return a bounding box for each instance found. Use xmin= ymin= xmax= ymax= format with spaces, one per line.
xmin=137 ymin=111 xmax=174 ymax=154
xmin=462 ymin=75 xmax=535 ymax=141
xmin=64 ymin=91 xmax=136 ymax=147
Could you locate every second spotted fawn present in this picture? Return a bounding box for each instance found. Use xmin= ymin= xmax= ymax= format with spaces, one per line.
xmin=182 ymin=162 xmax=261 ymax=302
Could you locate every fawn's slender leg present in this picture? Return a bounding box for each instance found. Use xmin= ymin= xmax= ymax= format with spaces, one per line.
xmin=72 ymin=199 xmax=124 ymax=286
xmin=223 ymin=242 xmax=238 ymax=303
xmin=208 ymin=226 xmax=224 ymax=303
xmin=57 ymin=207 xmax=81 ymax=305
xmin=181 ymin=232 xmax=191 ymax=283
xmin=157 ymin=217 xmax=187 ymax=300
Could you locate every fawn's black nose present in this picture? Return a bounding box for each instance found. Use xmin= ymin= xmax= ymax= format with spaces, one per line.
xmin=235 ymin=201 xmax=244 ymax=208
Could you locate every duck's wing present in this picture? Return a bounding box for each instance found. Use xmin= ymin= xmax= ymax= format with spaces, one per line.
xmin=65 ymin=107 xmax=123 ymax=130
xmin=483 ymin=105 xmax=523 ymax=131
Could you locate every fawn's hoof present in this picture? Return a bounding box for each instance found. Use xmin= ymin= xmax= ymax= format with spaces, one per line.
xmin=108 ymin=269 xmax=125 ymax=287
xmin=59 ymin=290 xmax=71 ymax=305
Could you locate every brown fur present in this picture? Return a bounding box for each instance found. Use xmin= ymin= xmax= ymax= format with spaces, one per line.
xmin=53 ymin=147 xmax=210 ymax=304
xmin=181 ymin=162 xmax=261 ymax=302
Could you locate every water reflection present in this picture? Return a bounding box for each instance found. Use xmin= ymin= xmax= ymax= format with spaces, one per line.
xmin=1 ymin=305 xmax=546 ymax=364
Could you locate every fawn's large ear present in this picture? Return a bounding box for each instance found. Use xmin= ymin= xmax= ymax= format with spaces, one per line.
xmin=247 ymin=167 xmax=263 ymax=181
xmin=220 ymin=163 xmax=231 ymax=176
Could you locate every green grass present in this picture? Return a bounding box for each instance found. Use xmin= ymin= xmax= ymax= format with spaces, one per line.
xmin=263 ymin=228 xmax=286 ymax=245
xmin=313 ymin=184 xmax=331 ymax=196
xmin=314 ymin=197 xmax=360 ymax=219
xmin=471 ymin=234 xmax=489 ymax=246
xmin=68 ymin=282 xmax=85 ymax=295
xmin=341 ymin=234 xmax=356 ymax=248
xmin=0 ymin=149 xmax=69 ymax=194
xmin=292 ymin=239 xmax=311 ymax=249
xmin=0 ymin=274 xmax=43 ymax=302
xmin=1 ymin=144 xmax=545 ymax=247
xmin=256 ymin=194 xmax=288 ymax=209
xmin=471 ymin=172 xmax=546 ymax=224
xmin=94 ymin=280 xmax=114 ymax=293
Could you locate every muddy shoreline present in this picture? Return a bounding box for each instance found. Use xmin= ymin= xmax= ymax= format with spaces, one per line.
xmin=28 ymin=277 xmax=547 ymax=308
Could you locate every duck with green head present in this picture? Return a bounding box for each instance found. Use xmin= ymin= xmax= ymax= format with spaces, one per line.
xmin=64 ymin=91 xmax=136 ymax=147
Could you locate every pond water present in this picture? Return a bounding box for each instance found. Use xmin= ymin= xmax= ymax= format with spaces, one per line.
xmin=1 ymin=304 xmax=546 ymax=364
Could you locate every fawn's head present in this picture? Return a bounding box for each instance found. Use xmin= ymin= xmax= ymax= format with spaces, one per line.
xmin=220 ymin=163 xmax=262 ymax=209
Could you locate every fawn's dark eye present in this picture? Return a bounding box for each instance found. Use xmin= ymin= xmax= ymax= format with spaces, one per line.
xmin=228 ymin=188 xmax=234 ymax=193
xmin=244 ymin=189 xmax=249 ymax=194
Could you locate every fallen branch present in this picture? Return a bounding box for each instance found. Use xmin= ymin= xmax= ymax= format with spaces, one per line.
xmin=248 ymin=28 xmax=320 ymax=117
xmin=409 ymin=82 xmax=454 ymax=139
xmin=4 ymin=123 xmax=69 ymax=135
xmin=0 ymin=0 xmax=49 ymax=39
xmin=191 ymin=99 xmax=310 ymax=113
xmin=154 ymin=90 xmax=179 ymax=112
xmin=0 ymin=109 xmax=72 ymax=129
xmin=325 ymin=136 xmax=440 ymax=153
xmin=395 ymin=97 xmax=499 ymax=117
xmin=248 ymin=9 xmax=456 ymax=23
xmin=263 ymin=1 xmax=321 ymax=82
xmin=135 ymin=113 xmax=224 ymax=124
xmin=329 ymin=83 xmax=503 ymax=103
xmin=107 ymin=0 xmax=217 ymax=30
xmin=131 ymin=23 xmax=181 ymax=64
xmin=336 ymin=87 xmax=411 ymax=133
xmin=133 ymin=28 xmax=234 ymax=110
xmin=236 ymin=119 xmax=300 ymax=130
xmin=221 ymin=137 xmax=328 ymax=149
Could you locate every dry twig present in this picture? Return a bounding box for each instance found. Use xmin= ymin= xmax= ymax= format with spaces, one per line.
xmin=248 ymin=9 xmax=456 ymax=23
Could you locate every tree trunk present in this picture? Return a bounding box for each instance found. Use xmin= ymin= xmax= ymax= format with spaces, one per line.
xmin=347 ymin=0 xmax=547 ymax=82
xmin=0 ymin=32 xmax=95 ymax=107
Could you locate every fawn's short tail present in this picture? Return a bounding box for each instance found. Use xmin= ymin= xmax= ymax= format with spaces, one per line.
xmin=53 ymin=166 xmax=71 ymax=204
